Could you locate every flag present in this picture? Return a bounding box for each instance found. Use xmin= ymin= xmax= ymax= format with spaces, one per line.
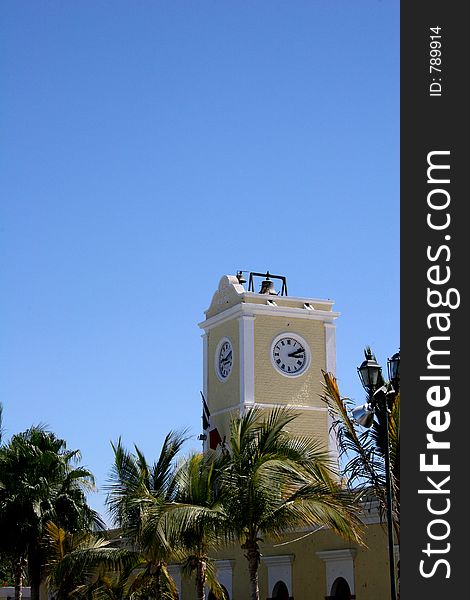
xmin=209 ymin=427 xmax=222 ymax=450
xmin=201 ymin=391 xmax=210 ymax=430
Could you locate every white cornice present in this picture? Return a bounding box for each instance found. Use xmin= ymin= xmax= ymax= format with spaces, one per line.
xmin=316 ymin=549 xmax=357 ymax=562
xmin=261 ymin=554 xmax=294 ymax=567
xmin=251 ymin=402 xmax=327 ymax=412
xmin=214 ymin=559 xmax=235 ymax=570
xmin=243 ymin=291 xmax=335 ymax=307
xmin=199 ymin=302 xmax=340 ymax=331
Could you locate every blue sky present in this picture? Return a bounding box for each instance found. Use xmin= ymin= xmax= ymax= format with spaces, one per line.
xmin=1 ymin=1 xmax=399 ymax=523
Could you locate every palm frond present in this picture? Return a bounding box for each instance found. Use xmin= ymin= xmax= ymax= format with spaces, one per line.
xmin=320 ymin=367 xmax=400 ymax=539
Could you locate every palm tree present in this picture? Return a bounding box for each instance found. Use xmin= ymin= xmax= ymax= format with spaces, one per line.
xmin=84 ymin=567 xmax=139 ymax=600
xmin=44 ymin=521 xmax=134 ymax=600
xmin=0 ymin=426 xmax=103 ymax=600
xmin=106 ymin=431 xmax=187 ymax=600
xmin=0 ymin=404 xmax=26 ymax=599
xmin=169 ymin=452 xmax=228 ymax=600
xmin=218 ymin=407 xmax=364 ymax=600
xmin=320 ymin=367 xmax=400 ymax=541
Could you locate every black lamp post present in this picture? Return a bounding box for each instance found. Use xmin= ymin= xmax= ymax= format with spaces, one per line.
xmin=357 ymin=347 xmax=382 ymax=392
xmin=388 ymin=350 xmax=400 ymax=391
xmin=352 ymin=348 xmax=400 ymax=600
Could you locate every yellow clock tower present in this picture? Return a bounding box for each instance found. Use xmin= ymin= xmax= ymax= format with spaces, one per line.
xmin=199 ymin=271 xmax=339 ymax=458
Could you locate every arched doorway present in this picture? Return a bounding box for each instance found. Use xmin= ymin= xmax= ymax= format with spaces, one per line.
xmin=329 ymin=576 xmax=353 ymax=600
xmin=208 ymin=584 xmax=229 ymax=600
xmin=271 ymin=580 xmax=290 ymax=600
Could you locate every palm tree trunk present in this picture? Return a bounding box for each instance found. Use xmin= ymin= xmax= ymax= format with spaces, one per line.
xmin=28 ymin=546 xmax=41 ymax=600
xmin=243 ymin=543 xmax=260 ymax=600
xmin=14 ymin=557 xmax=26 ymax=600
xmin=155 ymin=564 xmax=162 ymax=600
xmin=195 ymin=559 xmax=207 ymax=600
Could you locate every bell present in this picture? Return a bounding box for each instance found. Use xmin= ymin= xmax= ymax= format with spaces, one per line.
xmin=259 ymin=278 xmax=277 ymax=295
xmin=236 ymin=270 xmax=247 ymax=285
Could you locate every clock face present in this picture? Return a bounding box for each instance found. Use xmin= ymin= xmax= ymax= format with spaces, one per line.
xmin=216 ymin=338 xmax=233 ymax=381
xmin=271 ymin=334 xmax=310 ymax=377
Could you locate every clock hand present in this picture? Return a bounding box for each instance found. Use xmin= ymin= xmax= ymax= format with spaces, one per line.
xmin=288 ymin=349 xmax=305 ymax=358
xmin=220 ymin=353 xmax=232 ymax=366
xmin=223 ymin=351 xmax=232 ymax=362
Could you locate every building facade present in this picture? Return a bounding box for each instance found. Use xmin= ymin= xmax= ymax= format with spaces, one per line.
xmin=174 ymin=273 xmax=395 ymax=600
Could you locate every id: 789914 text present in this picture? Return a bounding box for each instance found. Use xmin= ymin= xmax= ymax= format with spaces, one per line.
xmin=429 ymin=26 xmax=442 ymax=97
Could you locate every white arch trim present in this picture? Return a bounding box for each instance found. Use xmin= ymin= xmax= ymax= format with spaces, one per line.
xmin=213 ymin=559 xmax=235 ymax=599
xmin=261 ymin=554 xmax=294 ymax=597
xmin=316 ymin=549 xmax=357 ymax=595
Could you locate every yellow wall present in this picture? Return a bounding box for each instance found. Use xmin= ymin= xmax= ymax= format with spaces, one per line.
xmin=253 ymin=315 xmax=326 ymax=408
xmin=252 ymin=315 xmax=329 ymax=446
xmin=177 ymin=521 xmax=392 ymax=600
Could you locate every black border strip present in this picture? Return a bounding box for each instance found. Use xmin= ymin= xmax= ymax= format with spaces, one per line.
xmin=401 ymin=2 xmax=467 ymax=597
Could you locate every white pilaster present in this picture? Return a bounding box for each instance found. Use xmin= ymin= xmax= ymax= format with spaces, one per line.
xmin=201 ymin=332 xmax=209 ymax=451
xmin=324 ymin=322 xmax=340 ymax=467
xmin=324 ymin=322 xmax=337 ymax=374
xmin=238 ymin=315 xmax=256 ymax=410
xmin=202 ymin=332 xmax=208 ymax=401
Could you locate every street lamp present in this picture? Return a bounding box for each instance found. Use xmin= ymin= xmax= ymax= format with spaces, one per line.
xmin=357 ymin=347 xmax=382 ymax=392
xmin=388 ymin=350 xmax=400 ymax=391
xmin=352 ymin=348 xmax=400 ymax=600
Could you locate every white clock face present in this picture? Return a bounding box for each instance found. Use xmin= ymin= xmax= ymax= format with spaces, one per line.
xmin=216 ymin=338 xmax=233 ymax=381
xmin=271 ymin=334 xmax=310 ymax=377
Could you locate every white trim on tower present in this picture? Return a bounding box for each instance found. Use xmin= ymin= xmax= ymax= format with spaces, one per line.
xmin=238 ymin=314 xmax=256 ymax=410
xmin=202 ymin=332 xmax=208 ymax=402
xmin=324 ymin=322 xmax=337 ymax=374
xmin=324 ymin=322 xmax=340 ymax=467
xmin=201 ymin=332 xmax=209 ymax=452
xmin=199 ymin=302 xmax=340 ymax=332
